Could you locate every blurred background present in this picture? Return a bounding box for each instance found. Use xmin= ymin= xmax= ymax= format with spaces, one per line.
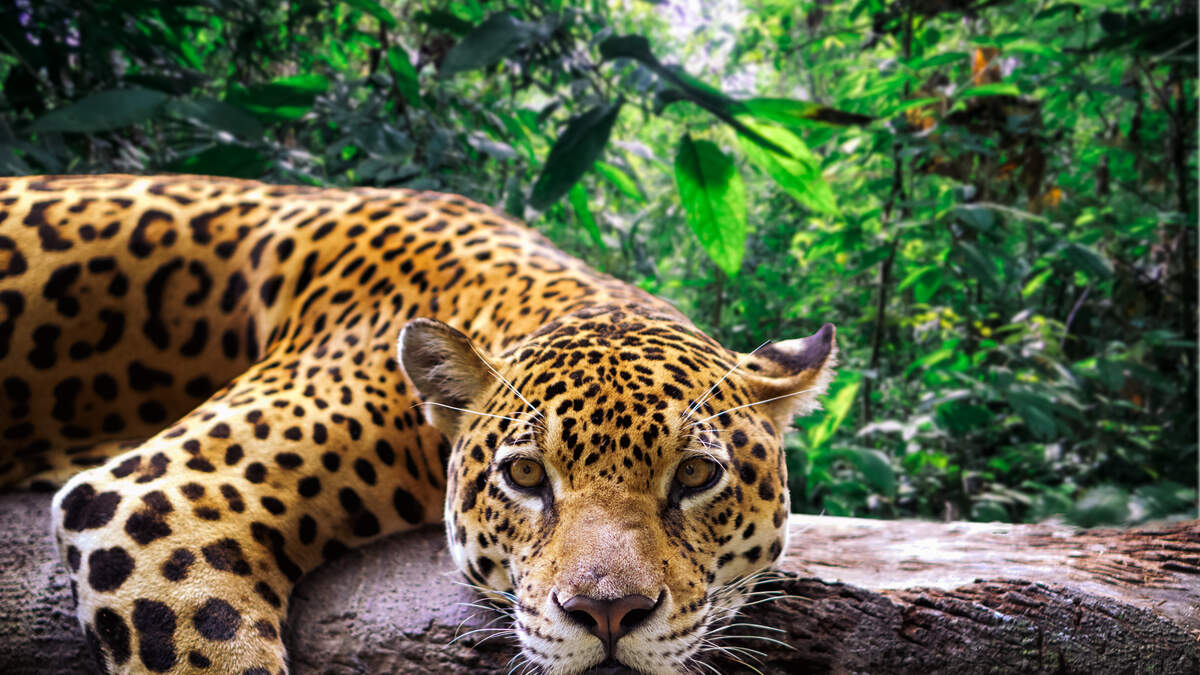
xmin=1 ymin=0 xmax=1195 ymax=526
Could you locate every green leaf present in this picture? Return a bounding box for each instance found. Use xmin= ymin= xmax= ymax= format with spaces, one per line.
xmin=909 ymin=52 xmax=968 ymax=69
xmin=1060 ymin=242 xmax=1113 ymax=279
xmin=736 ymin=119 xmax=839 ymax=216
xmin=898 ymin=266 xmax=942 ymax=303
xmin=1068 ymin=486 xmax=1130 ymax=527
xmin=970 ymin=501 xmax=1010 ymax=522
xmin=387 ymin=47 xmax=420 ymax=105
xmin=1007 ymin=390 xmax=1058 ymax=439
xmin=440 ymin=13 xmax=542 ymax=76
xmin=673 ymin=135 xmax=747 ymax=277
xmin=936 ymin=401 xmax=990 ymax=433
xmin=807 ymin=375 xmax=860 ymax=448
xmin=953 ymin=242 xmax=1000 ymax=290
xmin=957 ymin=82 xmax=1021 ymax=99
xmin=594 ymin=161 xmax=643 ymax=201
xmin=530 ymin=103 xmax=622 ymax=211
xmin=568 ymin=183 xmax=605 ymax=249
xmin=344 ymin=0 xmax=396 ymax=27
xmin=30 ymin=88 xmax=170 ymax=133
xmin=1022 ymin=267 xmax=1054 ymax=298
xmin=228 ymin=75 xmax=329 ymax=120
xmin=843 ymin=448 xmax=895 ymax=495
xmin=741 ymin=97 xmax=873 ymax=128
xmin=164 ymin=98 xmax=264 ymax=139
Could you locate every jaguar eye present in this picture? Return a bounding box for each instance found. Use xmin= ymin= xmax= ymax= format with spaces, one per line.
xmin=675 ymin=457 xmax=719 ymax=490
xmin=506 ymin=458 xmax=545 ymax=488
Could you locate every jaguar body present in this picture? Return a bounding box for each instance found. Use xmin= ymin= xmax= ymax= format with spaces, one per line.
xmin=0 ymin=174 xmax=835 ymax=674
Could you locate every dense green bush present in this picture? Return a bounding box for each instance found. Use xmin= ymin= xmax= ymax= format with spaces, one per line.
xmin=2 ymin=0 xmax=1195 ymax=525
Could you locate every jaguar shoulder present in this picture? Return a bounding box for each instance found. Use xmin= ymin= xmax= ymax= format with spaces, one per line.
xmin=0 ymin=174 xmax=836 ymax=674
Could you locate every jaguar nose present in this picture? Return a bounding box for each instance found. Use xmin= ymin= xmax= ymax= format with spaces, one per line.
xmin=558 ymin=593 xmax=659 ymax=655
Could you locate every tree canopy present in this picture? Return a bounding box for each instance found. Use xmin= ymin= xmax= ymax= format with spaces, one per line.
xmin=1 ymin=0 xmax=1195 ymax=525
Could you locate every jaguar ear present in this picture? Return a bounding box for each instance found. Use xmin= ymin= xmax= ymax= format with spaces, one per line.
xmin=398 ymin=318 xmax=497 ymax=438
xmin=740 ymin=323 xmax=838 ymax=432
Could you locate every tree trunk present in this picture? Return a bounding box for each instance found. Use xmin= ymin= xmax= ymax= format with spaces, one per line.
xmin=1 ymin=492 xmax=1196 ymax=674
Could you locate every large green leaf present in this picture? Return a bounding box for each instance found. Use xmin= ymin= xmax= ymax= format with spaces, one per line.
xmin=30 ymin=88 xmax=170 ymax=133
xmin=673 ymin=135 xmax=746 ymax=277
xmin=530 ymin=103 xmax=622 ymax=211
xmin=736 ymin=119 xmax=839 ymax=216
xmin=440 ymin=13 xmax=543 ymax=76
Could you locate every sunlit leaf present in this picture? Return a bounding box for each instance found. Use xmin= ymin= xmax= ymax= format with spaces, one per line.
xmin=673 ymin=135 xmax=746 ymax=277
xmin=594 ymin=161 xmax=643 ymax=201
xmin=807 ymin=374 xmax=861 ymax=448
xmin=1022 ymin=267 xmax=1055 ymax=298
xmin=898 ymin=266 xmax=942 ymax=303
xmin=31 ymin=88 xmax=170 ymax=133
xmin=736 ymin=119 xmax=839 ymax=216
xmin=957 ymin=82 xmax=1021 ymax=98
xmin=530 ymin=103 xmax=622 ymax=210
xmin=568 ymin=183 xmax=605 ymax=248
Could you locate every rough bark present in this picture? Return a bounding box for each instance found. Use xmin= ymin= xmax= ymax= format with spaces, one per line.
xmin=1 ymin=492 xmax=1196 ymax=674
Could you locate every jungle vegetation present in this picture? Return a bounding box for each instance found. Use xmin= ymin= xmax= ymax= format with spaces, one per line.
xmin=1 ymin=0 xmax=1196 ymax=525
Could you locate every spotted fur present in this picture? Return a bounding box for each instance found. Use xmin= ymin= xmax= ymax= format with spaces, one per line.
xmin=0 ymin=175 xmax=836 ymax=674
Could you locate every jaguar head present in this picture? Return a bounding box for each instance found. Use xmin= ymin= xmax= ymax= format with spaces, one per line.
xmin=399 ymin=306 xmax=836 ymax=674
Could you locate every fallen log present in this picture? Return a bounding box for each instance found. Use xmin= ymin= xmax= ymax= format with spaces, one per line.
xmin=1 ymin=492 xmax=1196 ymax=674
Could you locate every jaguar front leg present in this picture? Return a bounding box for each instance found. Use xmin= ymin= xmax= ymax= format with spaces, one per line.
xmin=51 ymin=351 xmax=447 ymax=674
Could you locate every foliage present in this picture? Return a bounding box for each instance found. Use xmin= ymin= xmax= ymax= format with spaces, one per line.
xmin=1 ymin=0 xmax=1195 ymax=526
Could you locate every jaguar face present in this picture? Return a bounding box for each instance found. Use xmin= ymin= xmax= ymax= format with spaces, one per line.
xmin=400 ymin=305 xmax=836 ymax=674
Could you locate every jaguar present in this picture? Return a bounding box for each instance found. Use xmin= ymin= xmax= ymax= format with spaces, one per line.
xmin=0 ymin=174 xmax=836 ymax=674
